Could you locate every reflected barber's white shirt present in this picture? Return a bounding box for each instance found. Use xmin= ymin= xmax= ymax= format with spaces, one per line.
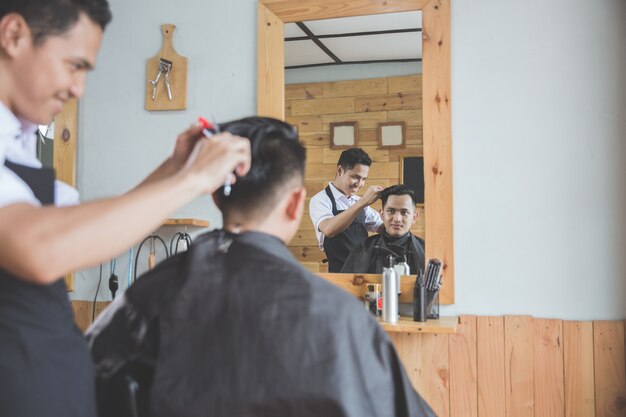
xmin=309 ymin=181 xmax=382 ymax=250
xmin=0 ymin=101 xmax=79 ymax=208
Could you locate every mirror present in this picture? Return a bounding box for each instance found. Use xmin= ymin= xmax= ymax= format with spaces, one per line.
xmin=257 ymin=0 xmax=453 ymax=303
xmin=282 ymin=11 xmax=424 ymax=277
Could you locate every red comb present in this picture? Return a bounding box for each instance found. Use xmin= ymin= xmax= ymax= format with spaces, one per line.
xmin=197 ymin=116 xmax=215 ymax=131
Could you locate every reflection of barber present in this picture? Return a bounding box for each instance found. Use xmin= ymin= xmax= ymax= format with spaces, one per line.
xmin=309 ymin=148 xmax=383 ymax=272
xmin=341 ymin=185 xmax=425 ymax=274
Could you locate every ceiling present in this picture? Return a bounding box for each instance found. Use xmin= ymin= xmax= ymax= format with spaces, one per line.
xmin=284 ymin=11 xmax=422 ymax=69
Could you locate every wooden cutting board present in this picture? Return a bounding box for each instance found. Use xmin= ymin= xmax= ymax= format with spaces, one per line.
xmin=145 ymin=24 xmax=187 ymax=111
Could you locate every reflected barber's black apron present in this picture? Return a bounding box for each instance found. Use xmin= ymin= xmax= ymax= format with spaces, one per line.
xmin=323 ymin=185 xmax=368 ymax=272
xmin=0 ymin=161 xmax=96 ymax=417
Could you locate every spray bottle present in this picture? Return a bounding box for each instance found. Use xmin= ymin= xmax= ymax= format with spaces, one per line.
xmin=382 ymin=254 xmax=398 ymax=324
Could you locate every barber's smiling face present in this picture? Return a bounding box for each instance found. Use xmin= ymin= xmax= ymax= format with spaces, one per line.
xmin=5 ymin=13 xmax=102 ymax=125
xmin=381 ymin=194 xmax=417 ymax=237
xmin=335 ymin=163 xmax=369 ymax=196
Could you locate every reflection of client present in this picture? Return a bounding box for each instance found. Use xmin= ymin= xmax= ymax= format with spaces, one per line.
xmin=341 ymin=184 xmax=425 ymax=274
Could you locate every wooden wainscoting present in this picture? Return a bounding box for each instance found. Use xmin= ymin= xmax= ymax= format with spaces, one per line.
xmin=389 ymin=316 xmax=626 ymax=417
xmin=72 ymin=302 xmax=626 ymax=417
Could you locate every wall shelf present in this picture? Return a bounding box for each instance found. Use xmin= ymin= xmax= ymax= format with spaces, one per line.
xmin=377 ymin=316 xmax=458 ymax=334
xmin=162 ymin=218 xmax=209 ymax=227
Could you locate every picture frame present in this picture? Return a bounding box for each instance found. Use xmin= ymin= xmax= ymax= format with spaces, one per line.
xmin=330 ymin=122 xmax=358 ymax=150
xmin=377 ymin=122 xmax=406 ymax=149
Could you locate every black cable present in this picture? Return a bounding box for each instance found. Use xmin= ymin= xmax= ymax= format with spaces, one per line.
xmin=92 ymin=263 xmax=103 ymax=323
xmin=108 ymin=258 xmax=119 ymax=300
xmin=170 ymin=232 xmax=192 ymax=255
xmin=133 ymin=234 xmax=169 ymax=281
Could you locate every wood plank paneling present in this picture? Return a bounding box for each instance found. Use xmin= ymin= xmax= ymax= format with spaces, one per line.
xmin=285 ymin=115 xmax=323 ymax=132
xmin=299 ymin=133 xmax=330 ymax=147
xmin=285 ymin=82 xmax=323 ymax=100
xmin=390 ymin=331 xmax=423 ymax=389
xmin=477 ymin=316 xmax=506 ymax=417
xmin=505 ymin=315 xmax=535 ymax=417
xmin=321 ymin=111 xmax=388 ymax=129
xmin=291 ymin=97 xmax=355 ymax=116
xmin=388 ymin=109 xmax=423 ymax=127
xmin=355 ymin=93 xmax=421 ymax=112
xmin=305 ymin=147 xmax=324 ymax=164
xmin=71 ymin=300 xmax=110 ymax=332
xmin=323 ymin=78 xmax=388 ymax=98
xmin=419 ymin=333 xmax=451 ymax=417
xmin=564 ymin=321 xmax=595 ymax=417
xmin=593 ymin=321 xmax=626 ymax=417
xmin=450 ymin=315 xmax=478 ymax=417
xmin=289 ymin=229 xmax=319 ymax=246
xmin=288 ymin=245 xmax=326 ymax=263
xmin=389 ymin=74 xmax=423 ymax=94
xmin=534 ymin=318 xmax=565 ymax=417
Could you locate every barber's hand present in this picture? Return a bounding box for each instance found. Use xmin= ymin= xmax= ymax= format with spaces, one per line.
xmin=181 ymin=131 xmax=251 ymax=195
xmin=360 ymin=185 xmax=383 ymax=206
xmin=170 ymin=124 xmax=206 ymax=170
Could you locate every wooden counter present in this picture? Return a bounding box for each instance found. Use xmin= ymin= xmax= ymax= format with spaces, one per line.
xmin=377 ymin=316 xmax=458 ymax=334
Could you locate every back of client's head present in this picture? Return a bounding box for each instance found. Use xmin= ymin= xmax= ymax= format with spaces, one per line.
xmin=217 ymin=117 xmax=305 ymax=222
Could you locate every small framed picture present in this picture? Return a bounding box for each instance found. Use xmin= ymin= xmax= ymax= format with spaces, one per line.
xmin=330 ymin=122 xmax=358 ymax=150
xmin=378 ymin=122 xmax=406 ymax=149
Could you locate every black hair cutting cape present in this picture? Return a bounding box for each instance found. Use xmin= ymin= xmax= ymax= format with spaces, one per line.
xmin=87 ymin=230 xmax=436 ymax=417
xmin=341 ymin=232 xmax=426 ymax=275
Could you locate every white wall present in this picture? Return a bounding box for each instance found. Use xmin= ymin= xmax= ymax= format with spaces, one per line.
xmin=73 ymin=0 xmax=626 ymax=321
xmin=285 ymin=62 xmax=421 ymax=84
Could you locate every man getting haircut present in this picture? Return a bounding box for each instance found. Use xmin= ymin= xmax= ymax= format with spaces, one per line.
xmin=341 ymin=184 xmax=426 ymax=275
xmin=87 ymin=117 xmax=435 ymax=417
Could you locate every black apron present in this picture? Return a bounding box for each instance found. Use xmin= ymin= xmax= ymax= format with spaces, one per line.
xmin=323 ymin=185 xmax=368 ymax=272
xmin=0 ymin=160 xmax=97 ymax=417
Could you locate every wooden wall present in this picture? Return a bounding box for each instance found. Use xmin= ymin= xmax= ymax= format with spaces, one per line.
xmin=390 ymin=316 xmax=626 ymax=417
xmin=72 ymin=302 xmax=626 ymax=417
xmin=285 ymin=75 xmax=425 ymax=273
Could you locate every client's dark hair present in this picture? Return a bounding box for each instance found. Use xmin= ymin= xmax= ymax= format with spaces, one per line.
xmin=0 ymin=0 xmax=112 ymax=45
xmin=218 ymin=117 xmax=305 ymax=218
xmin=380 ymin=184 xmax=417 ymax=207
xmin=337 ymin=148 xmax=371 ymax=171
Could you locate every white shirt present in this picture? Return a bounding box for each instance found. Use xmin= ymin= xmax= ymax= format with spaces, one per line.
xmin=0 ymin=101 xmax=79 ymax=208
xmin=309 ymin=182 xmax=382 ymax=250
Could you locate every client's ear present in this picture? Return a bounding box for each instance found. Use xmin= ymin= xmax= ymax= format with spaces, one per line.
xmin=211 ymin=192 xmax=222 ymax=210
xmin=285 ymin=187 xmax=306 ymax=221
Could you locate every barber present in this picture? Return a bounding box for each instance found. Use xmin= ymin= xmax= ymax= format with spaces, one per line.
xmin=309 ymin=148 xmax=383 ymax=272
xmin=0 ymin=2 xmax=251 ymax=417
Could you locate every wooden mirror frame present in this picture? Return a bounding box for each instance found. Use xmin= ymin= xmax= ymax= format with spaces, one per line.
xmin=258 ymin=0 xmax=454 ymax=303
